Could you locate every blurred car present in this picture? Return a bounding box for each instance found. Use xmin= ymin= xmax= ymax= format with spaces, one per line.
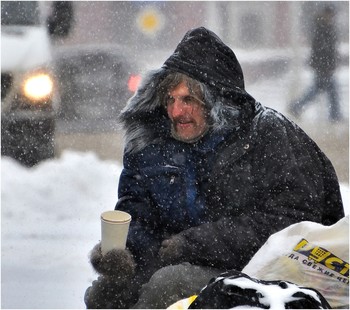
xmin=1 ymin=1 xmax=73 ymax=167
xmin=53 ymin=44 xmax=142 ymax=133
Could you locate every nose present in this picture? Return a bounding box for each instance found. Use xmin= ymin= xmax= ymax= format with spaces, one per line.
xmin=168 ymin=99 xmax=188 ymax=118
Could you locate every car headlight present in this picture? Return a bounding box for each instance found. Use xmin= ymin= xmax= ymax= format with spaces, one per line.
xmin=22 ymin=72 xmax=54 ymax=103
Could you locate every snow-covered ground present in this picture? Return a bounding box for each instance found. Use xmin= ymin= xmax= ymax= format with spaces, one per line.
xmin=1 ymin=60 xmax=349 ymax=308
xmin=1 ymin=151 xmax=349 ymax=309
xmin=1 ymin=152 xmax=121 ymax=309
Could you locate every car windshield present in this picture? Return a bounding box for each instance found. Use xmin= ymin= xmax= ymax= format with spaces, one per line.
xmin=1 ymin=1 xmax=40 ymax=26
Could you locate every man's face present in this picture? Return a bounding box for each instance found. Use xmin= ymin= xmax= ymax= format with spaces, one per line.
xmin=166 ymin=82 xmax=209 ymax=143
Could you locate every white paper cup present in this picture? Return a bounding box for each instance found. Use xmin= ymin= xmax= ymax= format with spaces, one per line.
xmin=100 ymin=210 xmax=131 ymax=255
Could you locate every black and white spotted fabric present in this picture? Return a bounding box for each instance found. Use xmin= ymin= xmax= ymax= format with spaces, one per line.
xmin=189 ymin=270 xmax=331 ymax=309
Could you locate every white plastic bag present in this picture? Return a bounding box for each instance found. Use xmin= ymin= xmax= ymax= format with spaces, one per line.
xmin=243 ymin=216 xmax=349 ymax=308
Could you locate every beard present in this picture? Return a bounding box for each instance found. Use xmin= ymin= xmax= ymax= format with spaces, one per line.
xmin=170 ymin=121 xmax=209 ymax=143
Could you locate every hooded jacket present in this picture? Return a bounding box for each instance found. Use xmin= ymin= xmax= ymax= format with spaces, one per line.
xmin=116 ymin=27 xmax=344 ymax=275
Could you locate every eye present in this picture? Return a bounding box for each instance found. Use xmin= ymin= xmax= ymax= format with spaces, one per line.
xmin=166 ymin=96 xmax=175 ymax=106
xmin=183 ymin=96 xmax=197 ymax=105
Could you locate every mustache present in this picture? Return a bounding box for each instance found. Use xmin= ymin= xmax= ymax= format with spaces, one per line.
xmin=172 ymin=116 xmax=194 ymax=124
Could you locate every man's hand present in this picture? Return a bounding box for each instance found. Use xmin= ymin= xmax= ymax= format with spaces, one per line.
xmin=158 ymin=235 xmax=186 ymax=265
xmin=89 ymin=242 xmax=136 ymax=281
xmin=84 ymin=275 xmax=137 ymax=309
xmin=85 ymin=243 xmax=137 ymax=308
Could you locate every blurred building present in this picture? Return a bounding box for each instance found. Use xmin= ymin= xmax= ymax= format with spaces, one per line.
xmin=54 ymin=1 xmax=349 ymax=52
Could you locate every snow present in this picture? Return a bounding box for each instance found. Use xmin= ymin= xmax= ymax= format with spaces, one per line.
xmin=1 ymin=58 xmax=349 ymax=309
xmin=1 ymin=151 xmax=349 ymax=309
xmin=1 ymin=152 xmax=121 ymax=309
xmin=223 ymin=277 xmax=322 ymax=309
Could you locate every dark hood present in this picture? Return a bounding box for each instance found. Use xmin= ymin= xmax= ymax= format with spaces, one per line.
xmin=163 ymin=27 xmax=247 ymax=97
xmin=119 ymin=27 xmax=256 ymax=153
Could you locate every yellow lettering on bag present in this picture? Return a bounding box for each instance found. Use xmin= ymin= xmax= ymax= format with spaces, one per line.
xmin=340 ymin=263 xmax=349 ymax=276
xmin=325 ymin=257 xmax=343 ymax=270
xmin=293 ymin=238 xmax=349 ymax=278
xmin=293 ymin=239 xmax=309 ymax=251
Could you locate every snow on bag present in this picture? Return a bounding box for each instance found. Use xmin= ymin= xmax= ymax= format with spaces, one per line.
xmin=242 ymin=216 xmax=349 ymax=308
xmin=187 ymin=270 xmax=331 ymax=309
xmin=167 ymin=270 xmax=332 ymax=309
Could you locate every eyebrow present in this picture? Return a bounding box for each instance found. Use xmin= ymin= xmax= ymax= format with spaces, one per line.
xmin=165 ymin=94 xmax=206 ymax=105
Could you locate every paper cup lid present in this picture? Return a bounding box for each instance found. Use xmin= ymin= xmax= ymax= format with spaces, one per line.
xmin=101 ymin=210 xmax=131 ymax=223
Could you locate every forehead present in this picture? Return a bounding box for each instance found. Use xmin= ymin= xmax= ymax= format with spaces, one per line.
xmin=168 ymin=82 xmax=190 ymax=95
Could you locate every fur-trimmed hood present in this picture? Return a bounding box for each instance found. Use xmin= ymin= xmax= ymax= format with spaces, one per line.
xmin=118 ymin=27 xmax=256 ymax=153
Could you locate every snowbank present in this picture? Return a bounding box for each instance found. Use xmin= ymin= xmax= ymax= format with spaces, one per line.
xmin=1 ymin=152 xmax=121 ymax=308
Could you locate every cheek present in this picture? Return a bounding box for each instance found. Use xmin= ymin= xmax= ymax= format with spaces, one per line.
xmin=194 ymin=108 xmax=208 ymax=125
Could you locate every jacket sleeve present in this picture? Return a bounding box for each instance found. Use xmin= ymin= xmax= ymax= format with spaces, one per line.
xmin=174 ymin=110 xmax=344 ymax=270
xmin=115 ymin=152 xmax=162 ymax=265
